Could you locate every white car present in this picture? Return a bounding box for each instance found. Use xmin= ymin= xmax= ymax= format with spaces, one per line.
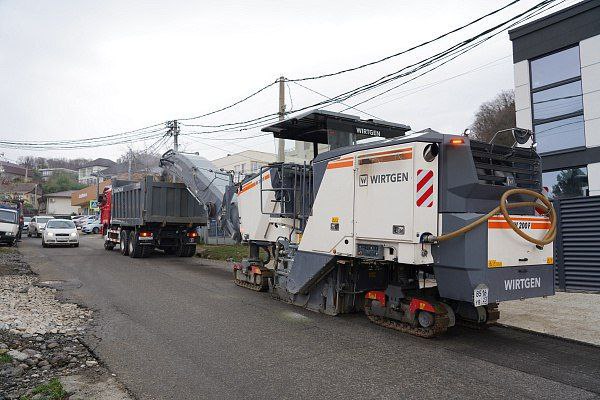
xmin=81 ymin=219 xmax=102 ymax=234
xmin=28 ymin=216 xmax=54 ymax=238
xmin=42 ymin=219 xmax=79 ymax=248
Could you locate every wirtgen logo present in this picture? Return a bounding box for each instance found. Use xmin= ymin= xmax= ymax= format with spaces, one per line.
xmin=356 ymin=127 xmax=381 ymax=137
xmin=359 ymin=173 xmax=409 ymax=187
xmin=359 ymin=174 xmax=368 ymax=186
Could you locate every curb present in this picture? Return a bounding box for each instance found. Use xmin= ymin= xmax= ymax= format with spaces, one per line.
xmin=497 ymin=323 xmax=600 ymax=349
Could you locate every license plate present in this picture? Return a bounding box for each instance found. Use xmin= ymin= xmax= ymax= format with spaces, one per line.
xmin=474 ymin=287 xmax=489 ymax=307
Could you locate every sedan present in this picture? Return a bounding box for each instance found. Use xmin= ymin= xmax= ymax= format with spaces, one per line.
xmin=81 ymin=219 xmax=102 ymax=234
xmin=42 ymin=219 xmax=79 ymax=247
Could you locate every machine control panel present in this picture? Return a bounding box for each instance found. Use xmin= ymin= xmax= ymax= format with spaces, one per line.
xmin=357 ymin=243 xmax=384 ymax=259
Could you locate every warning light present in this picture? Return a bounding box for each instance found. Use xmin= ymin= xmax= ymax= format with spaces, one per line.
xmin=188 ymin=231 xmax=198 ymax=238
xmin=449 ymin=138 xmax=465 ymax=145
xmin=139 ymin=231 xmax=153 ymax=237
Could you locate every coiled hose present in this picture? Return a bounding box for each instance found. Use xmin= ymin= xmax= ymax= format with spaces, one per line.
xmin=425 ymin=188 xmax=557 ymax=247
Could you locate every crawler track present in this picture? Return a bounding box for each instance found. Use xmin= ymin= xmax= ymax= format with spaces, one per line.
xmin=364 ymin=307 xmax=450 ymax=338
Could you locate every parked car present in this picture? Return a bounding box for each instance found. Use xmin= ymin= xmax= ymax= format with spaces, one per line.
xmin=22 ymin=217 xmax=32 ymax=233
xmin=75 ymin=215 xmax=97 ymax=228
xmin=42 ymin=219 xmax=79 ymax=248
xmin=81 ymin=219 xmax=102 ymax=234
xmin=28 ymin=216 xmax=55 ymax=238
xmin=0 ymin=207 xmax=19 ymax=246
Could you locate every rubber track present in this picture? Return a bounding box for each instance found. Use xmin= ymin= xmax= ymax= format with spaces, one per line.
xmin=233 ymin=273 xmax=269 ymax=292
xmin=365 ymin=307 xmax=450 ymax=338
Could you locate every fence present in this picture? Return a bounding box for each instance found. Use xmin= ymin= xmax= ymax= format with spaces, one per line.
xmin=553 ymin=195 xmax=600 ymax=292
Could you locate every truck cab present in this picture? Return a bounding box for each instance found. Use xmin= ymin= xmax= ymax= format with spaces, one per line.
xmin=0 ymin=207 xmax=19 ymax=246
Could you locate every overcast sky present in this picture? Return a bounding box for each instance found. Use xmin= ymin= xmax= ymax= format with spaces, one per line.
xmin=0 ymin=0 xmax=579 ymax=163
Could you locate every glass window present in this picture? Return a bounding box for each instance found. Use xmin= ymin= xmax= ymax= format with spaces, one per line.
xmin=531 ymin=46 xmax=581 ymax=88
xmin=0 ymin=210 xmax=17 ymax=224
xmin=532 ymin=80 xmax=583 ymax=120
xmin=534 ymin=115 xmax=585 ymax=154
xmin=542 ymin=167 xmax=588 ymax=199
xmin=47 ymin=220 xmax=76 ymax=229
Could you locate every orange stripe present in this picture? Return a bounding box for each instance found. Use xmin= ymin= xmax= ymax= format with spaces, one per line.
xmin=489 ymin=222 xmax=551 ymax=229
xmin=358 ymin=147 xmax=412 ymax=159
xmin=327 ymin=160 xmax=354 ymax=169
xmin=238 ymin=173 xmax=270 ymax=195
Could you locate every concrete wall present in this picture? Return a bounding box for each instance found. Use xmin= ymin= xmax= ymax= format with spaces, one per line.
xmin=47 ymin=197 xmax=80 ymax=215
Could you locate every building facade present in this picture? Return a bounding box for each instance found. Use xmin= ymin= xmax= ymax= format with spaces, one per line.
xmin=78 ymin=158 xmax=116 ymax=185
xmin=71 ymin=180 xmax=111 ymax=215
xmin=212 ymin=150 xmax=305 ymax=183
xmin=41 ymin=190 xmax=80 ymax=216
xmin=509 ymin=0 xmax=600 ymax=198
xmin=39 ymin=168 xmax=78 ymax=181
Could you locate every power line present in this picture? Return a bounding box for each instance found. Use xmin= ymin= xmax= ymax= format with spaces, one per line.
xmin=287 ymin=0 xmax=522 ymax=82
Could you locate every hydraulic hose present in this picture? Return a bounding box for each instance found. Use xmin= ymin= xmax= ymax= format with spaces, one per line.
xmin=425 ymin=188 xmax=556 ymax=247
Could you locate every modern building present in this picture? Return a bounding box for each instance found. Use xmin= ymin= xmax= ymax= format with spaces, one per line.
xmin=0 ymin=161 xmax=28 ymax=182
xmin=77 ymin=158 xmax=116 ymax=185
xmin=509 ymin=0 xmax=600 ymax=198
xmin=40 ymin=190 xmax=79 ymax=216
xmin=39 ymin=167 xmax=78 ymax=181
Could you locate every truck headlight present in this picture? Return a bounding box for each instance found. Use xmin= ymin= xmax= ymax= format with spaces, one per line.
xmin=47 ymin=232 xmax=54 ymax=237
xmin=70 ymin=232 xmax=77 ymax=237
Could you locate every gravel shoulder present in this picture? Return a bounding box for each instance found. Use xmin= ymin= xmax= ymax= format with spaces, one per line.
xmin=0 ymin=246 xmax=132 ymax=400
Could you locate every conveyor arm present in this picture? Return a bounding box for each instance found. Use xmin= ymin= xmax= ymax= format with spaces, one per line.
xmin=160 ymin=150 xmax=240 ymax=241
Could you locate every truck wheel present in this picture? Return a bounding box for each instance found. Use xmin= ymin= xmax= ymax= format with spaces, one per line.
xmin=186 ymin=245 xmax=196 ymax=257
xmin=140 ymin=245 xmax=152 ymax=258
xmin=128 ymin=231 xmax=143 ymax=258
xmin=120 ymin=231 xmax=130 ymax=256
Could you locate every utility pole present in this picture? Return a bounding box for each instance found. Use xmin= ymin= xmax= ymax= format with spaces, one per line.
xmin=277 ymin=76 xmax=286 ymax=162
xmin=167 ymin=120 xmax=180 ymax=152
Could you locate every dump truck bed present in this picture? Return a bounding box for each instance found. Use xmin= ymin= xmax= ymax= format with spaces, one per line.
xmin=110 ymin=176 xmax=207 ymax=227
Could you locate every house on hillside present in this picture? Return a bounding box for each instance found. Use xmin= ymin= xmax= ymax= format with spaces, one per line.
xmin=39 ymin=167 xmax=78 ymax=181
xmin=77 ymin=158 xmax=117 ymax=185
xmin=0 ymin=161 xmax=28 ymax=182
xmin=0 ymin=182 xmax=40 ymax=208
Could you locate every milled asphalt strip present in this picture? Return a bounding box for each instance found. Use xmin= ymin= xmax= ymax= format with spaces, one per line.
xmin=18 ymin=236 xmax=600 ymax=400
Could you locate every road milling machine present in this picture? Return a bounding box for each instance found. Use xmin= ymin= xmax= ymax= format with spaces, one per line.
xmin=233 ymin=110 xmax=556 ymax=338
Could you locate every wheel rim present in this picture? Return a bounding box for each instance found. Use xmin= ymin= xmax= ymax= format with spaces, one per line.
xmin=418 ymin=311 xmax=434 ymax=328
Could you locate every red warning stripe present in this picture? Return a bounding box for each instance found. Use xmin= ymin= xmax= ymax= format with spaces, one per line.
xmin=416 ymin=169 xmax=434 ymax=207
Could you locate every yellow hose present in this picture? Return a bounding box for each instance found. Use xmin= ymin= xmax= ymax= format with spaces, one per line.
xmin=430 ymin=188 xmax=556 ymax=247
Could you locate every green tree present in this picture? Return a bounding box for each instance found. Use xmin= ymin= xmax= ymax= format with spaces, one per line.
xmin=552 ymin=168 xmax=588 ymax=198
xmin=41 ymin=173 xmax=85 ymax=194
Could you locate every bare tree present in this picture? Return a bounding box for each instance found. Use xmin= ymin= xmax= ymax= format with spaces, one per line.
xmin=471 ymin=90 xmax=516 ymax=145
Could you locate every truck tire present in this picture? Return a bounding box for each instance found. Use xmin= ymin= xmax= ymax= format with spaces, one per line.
xmin=186 ymin=245 xmax=196 ymax=257
xmin=140 ymin=245 xmax=152 ymax=258
xmin=120 ymin=231 xmax=130 ymax=256
xmin=176 ymin=243 xmax=196 ymax=257
xmin=128 ymin=231 xmax=143 ymax=258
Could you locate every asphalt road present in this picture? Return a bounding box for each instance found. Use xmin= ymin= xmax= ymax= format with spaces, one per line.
xmin=18 ymin=236 xmax=600 ymax=400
